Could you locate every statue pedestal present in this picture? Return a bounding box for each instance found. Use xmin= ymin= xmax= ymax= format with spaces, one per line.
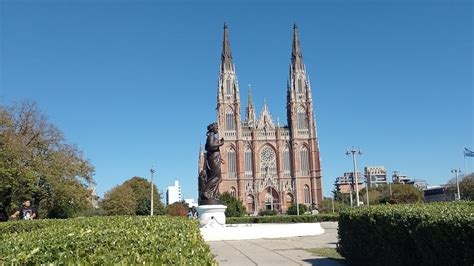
xmin=196 ymin=205 xmax=227 ymax=228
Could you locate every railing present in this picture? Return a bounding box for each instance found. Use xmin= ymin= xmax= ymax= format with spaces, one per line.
xmin=280 ymin=131 xmax=290 ymax=138
xmin=224 ymin=131 xmax=237 ymax=140
xmin=297 ymin=130 xmax=309 ymax=136
xmin=242 ymin=131 xmax=252 ymax=137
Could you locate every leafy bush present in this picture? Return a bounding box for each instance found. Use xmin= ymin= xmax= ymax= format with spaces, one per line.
xmin=258 ymin=209 xmax=278 ymax=216
xmin=0 ymin=216 xmax=215 ymax=265
xmin=219 ymin=192 xmax=245 ymax=217
xmin=287 ymin=204 xmax=308 ymax=215
xmin=337 ymin=202 xmax=474 ymax=266
xmin=227 ymin=213 xmax=339 ymax=224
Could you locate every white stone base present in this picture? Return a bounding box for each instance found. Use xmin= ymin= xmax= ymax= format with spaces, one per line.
xmin=200 ymin=223 xmax=325 ymax=241
xmin=196 ymin=205 xmax=227 ymax=228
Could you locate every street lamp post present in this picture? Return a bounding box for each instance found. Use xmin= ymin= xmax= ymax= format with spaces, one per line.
xmin=451 ymin=169 xmax=461 ymax=200
xmin=346 ymin=147 xmax=362 ymax=206
xmin=365 ymin=174 xmax=370 ymax=206
xmin=150 ymin=167 xmax=155 ymax=216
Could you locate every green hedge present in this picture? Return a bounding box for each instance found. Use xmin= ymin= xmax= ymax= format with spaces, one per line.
xmin=0 ymin=216 xmax=215 ymax=265
xmin=338 ymin=202 xmax=474 ymax=266
xmin=227 ymin=213 xmax=339 ymax=224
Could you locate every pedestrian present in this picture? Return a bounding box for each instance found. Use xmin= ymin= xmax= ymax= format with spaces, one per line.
xmin=189 ymin=206 xmax=198 ymax=219
xmin=10 ymin=199 xmax=36 ymax=220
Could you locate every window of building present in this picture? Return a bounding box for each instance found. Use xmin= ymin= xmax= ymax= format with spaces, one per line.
xmin=283 ymin=146 xmax=291 ymax=176
xmin=228 ymin=148 xmax=237 ymax=178
xmin=244 ymin=147 xmax=253 ymax=177
xmin=230 ymin=187 xmax=236 ymax=197
xmin=304 ymin=185 xmax=310 ymax=204
xmin=300 ymin=146 xmax=309 ymax=175
xmin=297 ymin=107 xmax=307 ymax=130
xmin=260 ymin=145 xmax=277 ymax=177
xmin=298 ymin=78 xmax=303 ymax=93
xmin=226 ymin=79 xmax=232 ymax=94
xmin=225 ymin=108 xmax=235 ymax=130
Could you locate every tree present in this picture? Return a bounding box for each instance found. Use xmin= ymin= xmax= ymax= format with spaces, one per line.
xmin=358 ymin=184 xmax=423 ymax=205
xmin=0 ymin=101 xmax=95 ymax=220
xmin=101 ymin=176 xmax=165 ymax=216
xmin=446 ymin=173 xmax=474 ymax=201
xmin=123 ymin=176 xmax=164 ymax=215
xmin=166 ymin=202 xmax=189 ymax=217
xmin=219 ymin=192 xmax=245 ymax=217
xmin=102 ymin=184 xmax=137 ymax=215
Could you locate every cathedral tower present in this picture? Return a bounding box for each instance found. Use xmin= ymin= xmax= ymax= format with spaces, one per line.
xmin=199 ymin=24 xmax=323 ymax=213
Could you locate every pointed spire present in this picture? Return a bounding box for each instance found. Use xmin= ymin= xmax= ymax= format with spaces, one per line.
xmin=221 ymin=22 xmax=234 ymax=72
xmin=291 ymin=23 xmax=304 ymax=73
xmin=245 ymin=84 xmax=256 ymax=127
xmin=257 ymin=98 xmax=275 ymax=129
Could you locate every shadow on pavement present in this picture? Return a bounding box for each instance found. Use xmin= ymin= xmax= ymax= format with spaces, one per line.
xmin=302 ymin=258 xmax=346 ymax=266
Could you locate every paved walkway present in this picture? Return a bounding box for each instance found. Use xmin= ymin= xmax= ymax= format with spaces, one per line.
xmin=208 ymin=222 xmax=344 ymax=266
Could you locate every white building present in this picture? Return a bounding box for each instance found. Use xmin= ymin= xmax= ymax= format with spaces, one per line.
xmin=364 ymin=166 xmax=388 ymax=187
xmin=184 ymin=198 xmax=198 ymax=208
xmin=166 ymin=180 xmax=182 ymax=205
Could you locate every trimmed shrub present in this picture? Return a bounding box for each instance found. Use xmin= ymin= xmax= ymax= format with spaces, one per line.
xmin=287 ymin=204 xmax=308 ymax=215
xmin=227 ymin=213 xmax=339 ymax=224
xmin=337 ymin=202 xmax=474 ymax=266
xmin=0 ymin=216 xmax=215 ymax=265
xmin=258 ymin=209 xmax=278 ymax=216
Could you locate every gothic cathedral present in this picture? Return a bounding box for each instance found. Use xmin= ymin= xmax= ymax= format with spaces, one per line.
xmin=199 ymin=24 xmax=323 ymax=214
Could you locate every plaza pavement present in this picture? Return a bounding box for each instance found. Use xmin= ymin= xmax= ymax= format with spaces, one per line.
xmin=208 ymin=222 xmax=344 ymax=266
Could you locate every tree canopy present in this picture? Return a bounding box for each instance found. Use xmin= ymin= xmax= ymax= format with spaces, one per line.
xmin=0 ymin=101 xmax=95 ymax=220
xmin=101 ymin=176 xmax=164 ymax=215
xmin=446 ymin=173 xmax=474 ymax=201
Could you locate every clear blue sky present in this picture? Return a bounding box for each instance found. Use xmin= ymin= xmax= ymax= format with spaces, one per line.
xmin=1 ymin=0 xmax=472 ymax=201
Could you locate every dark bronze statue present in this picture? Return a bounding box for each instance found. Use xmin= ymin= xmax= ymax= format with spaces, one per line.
xmin=199 ymin=123 xmax=224 ymax=205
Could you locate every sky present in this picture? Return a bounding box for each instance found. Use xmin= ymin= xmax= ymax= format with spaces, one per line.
xmin=1 ymin=0 xmax=472 ymax=201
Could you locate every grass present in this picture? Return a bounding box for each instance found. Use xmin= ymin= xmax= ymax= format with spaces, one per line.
xmin=306 ymin=247 xmax=345 ymax=261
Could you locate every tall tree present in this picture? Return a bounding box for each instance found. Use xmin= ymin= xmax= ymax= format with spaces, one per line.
xmin=123 ymin=176 xmax=164 ymax=215
xmin=102 ymin=184 xmax=137 ymax=215
xmin=101 ymin=176 xmax=164 ymax=216
xmin=0 ymin=101 xmax=94 ymax=220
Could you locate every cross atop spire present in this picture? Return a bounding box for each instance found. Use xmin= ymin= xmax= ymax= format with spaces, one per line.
xmin=291 ymin=23 xmax=304 ymax=73
xmin=221 ymin=22 xmax=234 ymax=72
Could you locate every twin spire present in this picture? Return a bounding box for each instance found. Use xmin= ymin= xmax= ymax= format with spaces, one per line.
xmin=291 ymin=23 xmax=305 ymax=73
xmin=220 ymin=23 xmax=308 ymax=128
xmin=221 ymin=23 xmax=234 ymax=73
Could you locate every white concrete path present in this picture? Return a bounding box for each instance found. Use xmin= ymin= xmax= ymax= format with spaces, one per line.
xmin=208 ymin=222 xmax=344 ymax=266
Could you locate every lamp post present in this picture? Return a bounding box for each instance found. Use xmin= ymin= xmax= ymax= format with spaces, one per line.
xmin=150 ymin=167 xmax=155 ymax=216
xmin=365 ymin=173 xmax=370 ymax=206
xmin=346 ymin=147 xmax=362 ymax=206
xmin=451 ymin=168 xmax=461 ymax=200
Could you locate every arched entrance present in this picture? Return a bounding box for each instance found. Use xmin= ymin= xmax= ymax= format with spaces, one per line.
xmin=263 ymin=187 xmax=280 ymax=211
xmin=246 ymin=194 xmax=255 ymax=214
